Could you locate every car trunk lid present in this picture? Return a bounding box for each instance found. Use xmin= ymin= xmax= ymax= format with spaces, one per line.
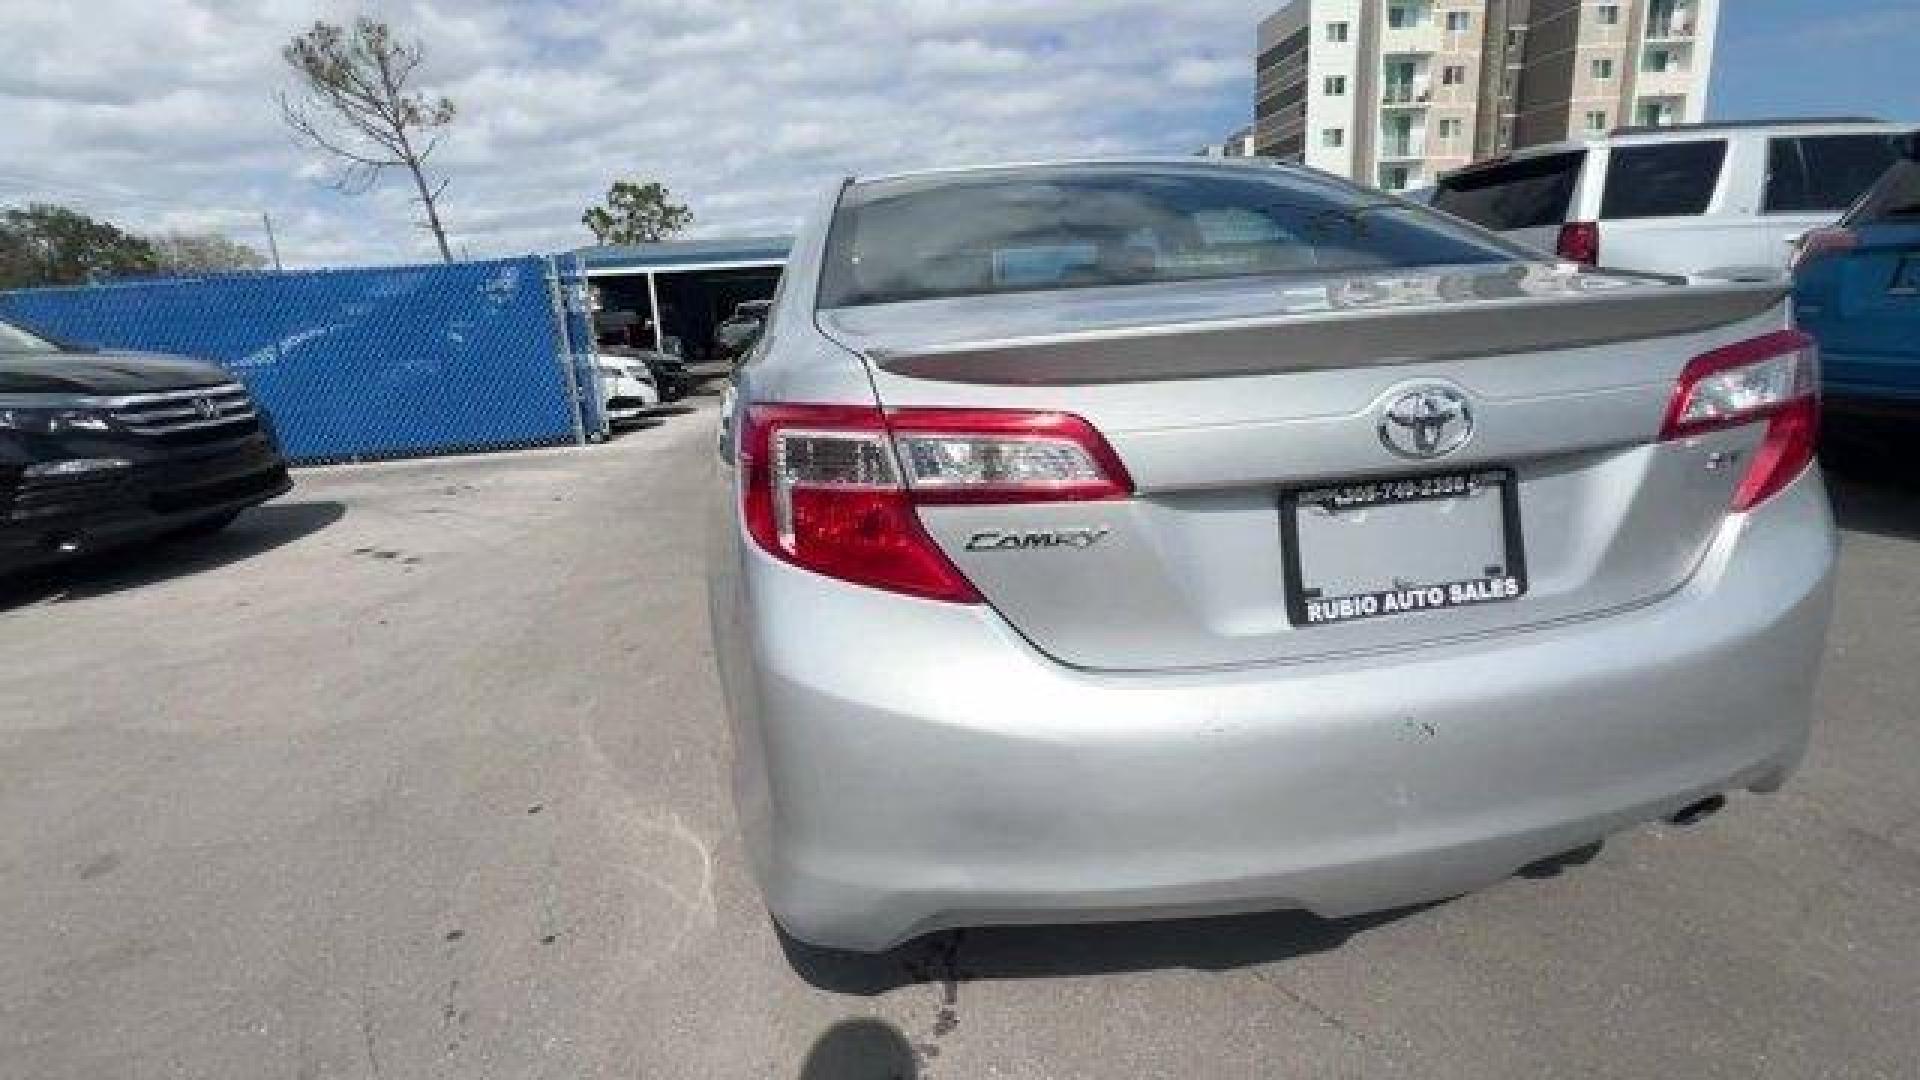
xmin=823 ymin=264 xmax=1791 ymax=671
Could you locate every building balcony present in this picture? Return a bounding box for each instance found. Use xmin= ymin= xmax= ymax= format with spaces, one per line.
xmin=1644 ymin=18 xmax=1696 ymax=40
xmin=1379 ymin=23 xmax=1442 ymax=54
xmin=1637 ymin=68 xmax=1693 ymax=94
xmin=1380 ymin=83 xmax=1432 ymax=107
xmin=1378 ymin=138 xmax=1427 ymax=160
xmin=1634 ymin=95 xmax=1687 ymax=128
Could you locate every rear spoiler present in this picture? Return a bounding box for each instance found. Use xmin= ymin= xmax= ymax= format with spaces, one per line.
xmin=865 ymin=280 xmax=1787 ymax=386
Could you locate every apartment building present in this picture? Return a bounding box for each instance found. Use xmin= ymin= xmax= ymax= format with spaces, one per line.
xmin=1254 ymin=0 xmax=1719 ymax=190
xmin=1200 ymin=125 xmax=1258 ymax=158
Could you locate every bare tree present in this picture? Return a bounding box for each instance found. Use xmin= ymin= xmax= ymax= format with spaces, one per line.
xmin=150 ymin=231 xmax=269 ymax=274
xmin=279 ymin=18 xmax=457 ymax=261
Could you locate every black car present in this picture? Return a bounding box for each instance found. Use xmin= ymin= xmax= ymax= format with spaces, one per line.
xmin=714 ymin=299 xmax=771 ymax=362
xmin=1 ymin=317 xmax=291 ymax=575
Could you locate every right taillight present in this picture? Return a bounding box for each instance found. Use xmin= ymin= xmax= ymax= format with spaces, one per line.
xmin=1661 ymin=329 xmax=1820 ymax=513
xmin=1557 ymin=220 xmax=1600 ymax=266
xmin=739 ymin=403 xmax=1132 ymax=602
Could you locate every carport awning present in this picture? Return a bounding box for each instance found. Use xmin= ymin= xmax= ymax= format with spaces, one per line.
xmin=577 ymin=237 xmax=792 ymax=276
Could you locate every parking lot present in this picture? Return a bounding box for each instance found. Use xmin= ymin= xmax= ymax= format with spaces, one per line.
xmin=2 ymin=396 xmax=1917 ymax=1079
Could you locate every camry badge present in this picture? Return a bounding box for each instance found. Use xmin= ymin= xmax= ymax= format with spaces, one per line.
xmin=965 ymin=527 xmax=1110 ymax=552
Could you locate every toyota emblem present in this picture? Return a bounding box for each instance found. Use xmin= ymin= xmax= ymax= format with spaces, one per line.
xmin=1379 ymin=385 xmax=1474 ymax=460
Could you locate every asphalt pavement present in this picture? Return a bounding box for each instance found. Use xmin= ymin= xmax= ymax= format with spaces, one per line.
xmin=3 ymin=396 xmax=1916 ymax=1079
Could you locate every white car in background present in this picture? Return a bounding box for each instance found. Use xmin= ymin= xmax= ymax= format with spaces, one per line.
xmin=598 ymin=355 xmax=660 ymax=422
xmin=1431 ymin=117 xmax=1917 ymax=280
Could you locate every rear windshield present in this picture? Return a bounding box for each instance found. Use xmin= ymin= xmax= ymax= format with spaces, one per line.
xmin=818 ymin=165 xmax=1523 ymax=308
xmin=1431 ymin=151 xmax=1585 ymax=231
xmin=1601 ymin=141 xmax=1727 ymax=220
xmin=1846 ymin=160 xmax=1920 ymax=225
xmin=1767 ymin=132 xmax=1915 ymax=215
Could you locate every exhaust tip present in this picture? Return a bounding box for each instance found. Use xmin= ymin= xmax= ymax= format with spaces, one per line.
xmin=1667 ymin=794 xmax=1727 ymax=828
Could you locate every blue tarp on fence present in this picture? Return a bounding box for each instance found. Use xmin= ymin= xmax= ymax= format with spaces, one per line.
xmin=0 ymin=256 xmax=589 ymax=463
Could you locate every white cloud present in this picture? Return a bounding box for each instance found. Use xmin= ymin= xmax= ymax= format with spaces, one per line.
xmin=0 ymin=0 xmax=1259 ymax=267
xmin=1168 ymin=54 xmax=1243 ymax=90
xmin=911 ymin=38 xmax=1034 ymax=76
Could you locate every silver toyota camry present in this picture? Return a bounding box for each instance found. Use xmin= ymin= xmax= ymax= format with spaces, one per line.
xmin=707 ymin=159 xmax=1835 ymax=953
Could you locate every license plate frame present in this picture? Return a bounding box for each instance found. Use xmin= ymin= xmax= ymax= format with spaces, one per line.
xmin=1280 ymin=468 xmax=1528 ymax=628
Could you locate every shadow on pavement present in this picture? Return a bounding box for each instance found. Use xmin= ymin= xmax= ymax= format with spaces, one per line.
xmin=779 ymin=902 xmax=1427 ymax=997
xmin=1515 ymin=839 xmax=1602 ymax=879
xmin=1827 ymin=474 xmax=1920 ymax=543
xmin=797 ymin=1017 xmax=919 ymax=1080
xmin=604 ymin=418 xmax=666 ymax=440
xmin=0 ymin=500 xmax=346 ymax=610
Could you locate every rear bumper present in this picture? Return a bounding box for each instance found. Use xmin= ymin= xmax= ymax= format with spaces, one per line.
xmin=1 ymin=433 xmax=290 ymax=573
xmin=715 ymin=470 xmax=1837 ymax=952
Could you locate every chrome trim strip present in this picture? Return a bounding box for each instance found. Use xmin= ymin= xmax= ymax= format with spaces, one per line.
xmin=99 ymin=384 xmax=248 ymax=408
xmin=115 ymin=401 xmax=249 ymax=422
xmin=0 ymin=383 xmax=248 ymax=411
xmin=117 ymin=410 xmax=257 ymax=434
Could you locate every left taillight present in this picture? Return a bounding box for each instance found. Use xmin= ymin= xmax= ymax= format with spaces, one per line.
xmin=738 ymin=404 xmax=1132 ymax=602
xmin=1660 ymin=329 xmax=1820 ymax=513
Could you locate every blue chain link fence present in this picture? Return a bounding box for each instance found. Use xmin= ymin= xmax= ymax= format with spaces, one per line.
xmin=0 ymin=255 xmax=605 ymax=464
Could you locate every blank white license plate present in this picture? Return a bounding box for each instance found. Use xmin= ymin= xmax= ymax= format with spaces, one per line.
xmin=1282 ymin=469 xmax=1527 ymax=628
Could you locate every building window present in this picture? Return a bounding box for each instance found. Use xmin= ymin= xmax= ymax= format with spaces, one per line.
xmin=1645 ymin=47 xmax=1676 ymax=72
xmin=1327 ymin=21 xmax=1350 ymax=42
xmin=1325 ymin=75 xmax=1348 ymax=95
xmin=1586 ymin=110 xmax=1610 ymax=132
xmin=1380 ymin=165 xmax=1413 ymax=192
xmin=1381 ymin=113 xmax=1417 ymax=157
xmin=1323 ymin=127 xmax=1346 ymax=148
xmin=1383 ymin=59 xmax=1419 ymax=103
xmin=1442 ymin=64 xmax=1467 ymax=86
xmin=1638 ymin=98 xmax=1681 ymax=126
xmin=1502 ymin=69 xmax=1519 ymax=95
xmin=1591 ymin=57 xmax=1614 ymax=79
xmin=1597 ymin=4 xmax=1621 ymax=25
xmin=1439 ymin=117 xmax=1464 ymax=141
xmin=1446 ymin=11 xmax=1472 ymax=32
xmin=1387 ymin=4 xmax=1430 ymax=29
xmin=1648 ymin=0 xmax=1694 ymax=37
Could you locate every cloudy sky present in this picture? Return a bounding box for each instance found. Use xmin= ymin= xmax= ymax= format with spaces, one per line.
xmin=2 ymin=0 xmax=1914 ymax=269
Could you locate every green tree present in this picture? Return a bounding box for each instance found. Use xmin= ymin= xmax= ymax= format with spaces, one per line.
xmin=0 ymin=204 xmax=159 ymax=289
xmin=582 ymin=180 xmax=693 ymax=245
xmin=279 ymin=18 xmax=457 ymax=262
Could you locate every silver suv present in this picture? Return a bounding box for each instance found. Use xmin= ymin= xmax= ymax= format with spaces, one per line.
xmin=1431 ymin=117 xmax=1917 ymax=280
xmin=707 ymin=159 xmax=1836 ymax=952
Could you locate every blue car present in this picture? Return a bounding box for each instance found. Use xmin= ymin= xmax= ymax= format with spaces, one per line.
xmin=1794 ymin=137 xmax=1920 ymax=436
